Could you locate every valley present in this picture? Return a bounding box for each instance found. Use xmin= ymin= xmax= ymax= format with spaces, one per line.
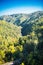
xmin=0 ymin=11 xmax=43 ymax=65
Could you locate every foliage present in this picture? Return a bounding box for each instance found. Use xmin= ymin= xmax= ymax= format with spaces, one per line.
xmin=0 ymin=12 xmax=43 ymax=65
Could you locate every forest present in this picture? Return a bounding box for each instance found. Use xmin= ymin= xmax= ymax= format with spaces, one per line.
xmin=0 ymin=11 xmax=43 ymax=65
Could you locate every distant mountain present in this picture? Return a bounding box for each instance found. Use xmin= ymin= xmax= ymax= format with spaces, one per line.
xmin=0 ymin=11 xmax=43 ymax=36
xmin=0 ymin=11 xmax=43 ymax=25
xmin=0 ymin=11 xmax=43 ymax=65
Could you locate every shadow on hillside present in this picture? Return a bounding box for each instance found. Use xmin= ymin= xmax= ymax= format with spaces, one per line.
xmin=21 ymin=24 xmax=32 ymax=36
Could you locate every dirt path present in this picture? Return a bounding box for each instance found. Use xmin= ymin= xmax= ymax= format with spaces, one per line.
xmin=2 ymin=62 xmax=13 ymax=65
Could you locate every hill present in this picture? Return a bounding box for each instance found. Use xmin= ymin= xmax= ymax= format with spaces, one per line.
xmin=0 ymin=11 xmax=43 ymax=65
xmin=0 ymin=11 xmax=43 ymax=25
xmin=0 ymin=11 xmax=43 ymax=36
xmin=0 ymin=20 xmax=21 ymax=39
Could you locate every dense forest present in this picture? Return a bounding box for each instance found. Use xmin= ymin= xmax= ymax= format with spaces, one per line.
xmin=0 ymin=11 xmax=43 ymax=65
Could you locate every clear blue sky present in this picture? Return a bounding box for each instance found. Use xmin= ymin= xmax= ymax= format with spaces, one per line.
xmin=0 ymin=0 xmax=43 ymax=15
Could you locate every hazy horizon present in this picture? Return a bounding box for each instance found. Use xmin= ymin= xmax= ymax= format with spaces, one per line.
xmin=0 ymin=0 xmax=43 ymax=16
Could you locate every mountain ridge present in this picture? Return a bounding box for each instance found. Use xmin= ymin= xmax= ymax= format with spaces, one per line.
xmin=0 ymin=11 xmax=43 ymax=65
xmin=0 ymin=11 xmax=43 ymax=36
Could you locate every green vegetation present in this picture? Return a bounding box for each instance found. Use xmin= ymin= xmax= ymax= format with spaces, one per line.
xmin=0 ymin=20 xmax=21 ymax=64
xmin=0 ymin=11 xmax=43 ymax=65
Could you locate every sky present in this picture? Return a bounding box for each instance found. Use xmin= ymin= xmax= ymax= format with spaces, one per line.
xmin=0 ymin=0 xmax=43 ymax=16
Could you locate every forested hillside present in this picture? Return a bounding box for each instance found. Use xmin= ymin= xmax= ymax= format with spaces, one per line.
xmin=0 ymin=11 xmax=43 ymax=65
xmin=0 ymin=11 xmax=43 ymax=26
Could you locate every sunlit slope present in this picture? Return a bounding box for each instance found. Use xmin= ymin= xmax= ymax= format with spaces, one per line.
xmin=0 ymin=20 xmax=21 ymax=40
